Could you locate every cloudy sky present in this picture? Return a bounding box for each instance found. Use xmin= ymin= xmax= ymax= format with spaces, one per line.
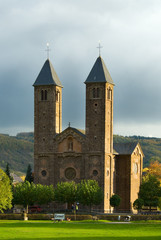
xmin=0 ymin=0 xmax=161 ymax=137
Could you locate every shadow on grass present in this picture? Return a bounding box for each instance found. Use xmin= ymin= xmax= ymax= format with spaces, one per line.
xmin=0 ymin=221 xmax=161 ymax=230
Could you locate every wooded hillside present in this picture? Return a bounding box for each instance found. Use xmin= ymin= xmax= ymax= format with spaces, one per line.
xmin=0 ymin=133 xmax=33 ymax=174
xmin=0 ymin=132 xmax=161 ymax=174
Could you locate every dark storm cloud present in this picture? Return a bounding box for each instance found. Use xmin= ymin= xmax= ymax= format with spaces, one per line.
xmin=0 ymin=0 xmax=161 ymax=136
xmin=0 ymin=68 xmax=33 ymax=127
xmin=114 ymin=67 xmax=161 ymax=123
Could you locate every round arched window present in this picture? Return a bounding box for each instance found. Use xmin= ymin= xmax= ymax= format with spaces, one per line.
xmin=93 ymin=170 xmax=98 ymax=176
xmin=41 ymin=170 xmax=47 ymax=177
xmin=65 ymin=167 xmax=76 ymax=180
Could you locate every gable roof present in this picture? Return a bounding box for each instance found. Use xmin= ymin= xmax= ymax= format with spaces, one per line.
xmin=55 ymin=127 xmax=86 ymax=139
xmin=33 ymin=59 xmax=63 ymax=87
xmin=70 ymin=127 xmax=85 ymax=137
xmin=113 ymin=142 xmax=138 ymax=155
xmin=85 ymin=56 xmax=114 ymax=85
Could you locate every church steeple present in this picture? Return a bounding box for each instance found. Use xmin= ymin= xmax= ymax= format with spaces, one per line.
xmin=85 ymin=56 xmax=114 ymax=153
xmin=85 ymin=55 xmax=115 ymax=211
xmin=33 ymin=59 xmax=63 ymax=87
xmin=33 ymin=58 xmax=62 ymax=156
xmin=85 ymin=56 xmax=114 ymax=85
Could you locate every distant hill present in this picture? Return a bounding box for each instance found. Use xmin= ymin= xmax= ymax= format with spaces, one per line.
xmin=113 ymin=135 xmax=161 ymax=167
xmin=0 ymin=133 xmax=33 ymax=175
xmin=0 ymin=132 xmax=161 ymax=174
xmin=16 ymin=132 xmax=34 ymax=143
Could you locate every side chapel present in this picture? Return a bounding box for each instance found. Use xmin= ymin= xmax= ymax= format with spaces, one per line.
xmin=33 ymin=53 xmax=144 ymax=212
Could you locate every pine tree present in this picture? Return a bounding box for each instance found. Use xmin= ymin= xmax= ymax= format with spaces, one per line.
xmin=5 ymin=163 xmax=13 ymax=184
xmin=25 ymin=164 xmax=33 ymax=183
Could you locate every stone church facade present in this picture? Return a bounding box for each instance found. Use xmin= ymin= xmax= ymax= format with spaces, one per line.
xmin=33 ymin=55 xmax=144 ymax=212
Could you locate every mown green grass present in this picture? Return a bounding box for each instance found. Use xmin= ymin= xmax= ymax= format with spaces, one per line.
xmin=0 ymin=220 xmax=161 ymax=240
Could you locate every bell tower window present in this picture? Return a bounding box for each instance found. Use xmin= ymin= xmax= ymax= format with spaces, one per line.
xmin=97 ymin=88 xmax=100 ymax=98
xmin=41 ymin=90 xmax=47 ymax=101
xmin=41 ymin=90 xmax=44 ymax=101
xmin=93 ymin=88 xmax=96 ymax=98
xmin=45 ymin=90 xmax=47 ymax=100
xmin=107 ymin=88 xmax=112 ymax=100
xmin=56 ymin=91 xmax=60 ymax=102
xmin=92 ymin=87 xmax=100 ymax=98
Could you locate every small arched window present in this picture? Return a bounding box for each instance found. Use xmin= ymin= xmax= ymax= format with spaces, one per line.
xmin=45 ymin=90 xmax=47 ymax=100
xmin=93 ymin=88 xmax=96 ymax=98
xmin=56 ymin=91 xmax=60 ymax=102
xmin=107 ymin=88 xmax=112 ymax=100
xmin=41 ymin=90 xmax=44 ymax=101
xmin=109 ymin=89 xmax=112 ymax=100
xmin=92 ymin=88 xmax=100 ymax=98
xmin=97 ymin=88 xmax=100 ymax=98
xmin=68 ymin=137 xmax=73 ymax=151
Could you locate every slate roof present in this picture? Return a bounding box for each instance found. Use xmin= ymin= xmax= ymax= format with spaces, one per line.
xmin=113 ymin=142 xmax=138 ymax=155
xmin=85 ymin=56 xmax=114 ymax=85
xmin=33 ymin=59 xmax=63 ymax=87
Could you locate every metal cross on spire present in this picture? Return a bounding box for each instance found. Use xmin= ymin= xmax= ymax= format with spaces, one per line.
xmin=97 ymin=41 xmax=103 ymax=57
xmin=45 ymin=43 xmax=51 ymax=59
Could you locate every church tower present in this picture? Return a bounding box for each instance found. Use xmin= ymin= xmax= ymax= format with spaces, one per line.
xmin=33 ymin=59 xmax=63 ymax=183
xmin=85 ymin=56 xmax=115 ymax=211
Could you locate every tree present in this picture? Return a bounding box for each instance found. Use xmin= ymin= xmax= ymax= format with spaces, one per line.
xmin=5 ymin=163 xmax=13 ymax=184
xmin=35 ymin=184 xmax=54 ymax=205
xmin=133 ymin=198 xmax=144 ymax=212
xmin=77 ymin=180 xmax=103 ymax=211
xmin=148 ymin=161 xmax=161 ymax=181
xmin=13 ymin=181 xmax=35 ymax=212
xmin=110 ymin=194 xmax=121 ymax=208
xmin=0 ymin=169 xmax=13 ymax=212
xmin=13 ymin=181 xmax=54 ymax=213
xmin=54 ymin=181 xmax=77 ymax=208
xmin=25 ymin=164 xmax=33 ymax=183
xmin=138 ymin=174 xmax=161 ymax=211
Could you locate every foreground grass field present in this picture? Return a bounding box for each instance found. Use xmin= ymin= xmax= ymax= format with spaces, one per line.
xmin=0 ymin=220 xmax=161 ymax=240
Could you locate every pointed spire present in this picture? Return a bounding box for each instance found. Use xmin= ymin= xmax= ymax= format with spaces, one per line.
xmin=33 ymin=59 xmax=63 ymax=87
xmin=85 ymin=56 xmax=114 ymax=85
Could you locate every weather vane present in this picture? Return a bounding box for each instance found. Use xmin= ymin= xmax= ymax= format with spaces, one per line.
xmin=45 ymin=43 xmax=51 ymax=59
xmin=97 ymin=41 xmax=103 ymax=56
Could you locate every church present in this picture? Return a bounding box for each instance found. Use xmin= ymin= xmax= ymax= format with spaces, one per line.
xmin=33 ymin=53 xmax=144 ymax=213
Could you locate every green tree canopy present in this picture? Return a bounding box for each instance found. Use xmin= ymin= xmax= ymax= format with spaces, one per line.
xmin=77 ymin=180 xmax=103 ymax=211
xmin=0 ymin=168 xmax=13 ymax=212
xmin=25 ymin=164 xmax=33 ymax=183
xmin=110 ymin=194 xmax=121 ymax=208
xmin=54 ymin=181 xmax=77 ymax=205
xmin=133 ymin=198 xmax=144 ymax=212
xmin=139 ymin=174 xmax=161 ymax=211
xmin=13 ymin=181 xmax=54 ymax=212
xmin=35 ymin=184 xmax=54 ymax=205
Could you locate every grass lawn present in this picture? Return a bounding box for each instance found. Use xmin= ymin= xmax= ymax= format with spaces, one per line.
xmin=0 ymin=220 xmax=161 ymax=240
